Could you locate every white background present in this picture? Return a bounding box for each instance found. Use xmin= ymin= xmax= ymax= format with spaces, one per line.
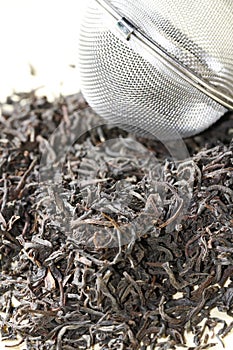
xmin=0 ymin=0 xmax=87 ymax=102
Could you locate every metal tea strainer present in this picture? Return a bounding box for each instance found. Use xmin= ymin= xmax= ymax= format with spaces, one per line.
xmin=78 ymin=0 xmax=233 ymax=140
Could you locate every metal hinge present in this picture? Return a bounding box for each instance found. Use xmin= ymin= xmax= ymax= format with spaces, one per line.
xmin=117 ymin=17 xmax=134 ymax=40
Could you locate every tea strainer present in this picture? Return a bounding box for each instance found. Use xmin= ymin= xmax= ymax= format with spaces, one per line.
xmin=78 ymin=0 xmax=233 ymax=140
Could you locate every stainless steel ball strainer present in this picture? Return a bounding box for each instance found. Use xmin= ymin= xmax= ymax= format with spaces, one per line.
xmin=78 ymin=0 xmax=233 ymax=140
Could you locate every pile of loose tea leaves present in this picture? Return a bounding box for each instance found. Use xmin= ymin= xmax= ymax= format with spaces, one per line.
xmin=0 ymin=91 xmax=233 ymax=350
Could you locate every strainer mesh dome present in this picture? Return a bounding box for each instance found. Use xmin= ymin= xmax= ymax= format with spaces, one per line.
xmin=107 ymin=0 xmax=233 ymax=90
xmin=78 ymin=0 xmax=231 ymax=139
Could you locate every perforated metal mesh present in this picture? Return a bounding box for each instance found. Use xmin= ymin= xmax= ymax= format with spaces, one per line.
xmin=108 ymin=0 xmax=233 ymax=92
xmin=78 ymin=0 xmax=231 ymax=139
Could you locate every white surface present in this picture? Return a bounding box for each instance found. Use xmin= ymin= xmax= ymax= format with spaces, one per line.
xmin=0 ymin=0 xmax=87 ymax=102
